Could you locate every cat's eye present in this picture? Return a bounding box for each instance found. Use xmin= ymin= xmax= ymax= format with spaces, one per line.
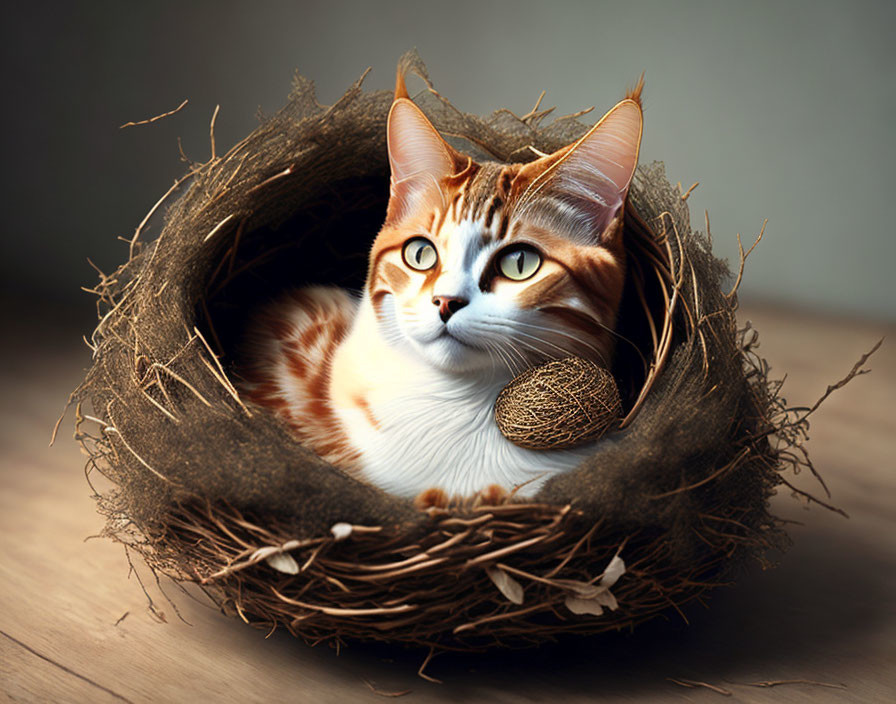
xmin=402 ymin=237 xmax=438 ymax=271
xmin=497 ymin=246 xmax=542 ymax=281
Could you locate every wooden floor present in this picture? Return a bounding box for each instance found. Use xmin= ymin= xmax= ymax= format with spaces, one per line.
xmin=2 ymin=301 xmax=894 ymax=703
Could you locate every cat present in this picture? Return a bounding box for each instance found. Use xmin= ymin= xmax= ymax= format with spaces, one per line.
xmin=241 ymin=75 xmax=643 ymax=503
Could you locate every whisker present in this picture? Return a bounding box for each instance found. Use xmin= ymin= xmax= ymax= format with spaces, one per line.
xmin=510 ymin=318 xmax=607 ymax=351
xmin=469 ymin=323 xmax=522 ymax=376
xmin=504 ymin=335 xmax=559 ymax=367
xmin=493 ymin=336 xmax=523 ymax=375
xmin=515 ymin=316 xmax=647 ymax=370
xmin=483 ymin=339 xmax=510 ymax=377
xmin=486 ymin=317 xmax=609 ymax=367
xmin=511 ymin=326 xmax=588 ymax=361
xmin=504 ymin=337 xmax=546 ymax=372
xmin=503 ymin=337 xmax=529 ymax=375
xmin=509 ymin=319 xmax=616 ymax=367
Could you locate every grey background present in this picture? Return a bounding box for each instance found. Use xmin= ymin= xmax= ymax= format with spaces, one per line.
xmin=3 ymin=0 xmax=893 ymax=321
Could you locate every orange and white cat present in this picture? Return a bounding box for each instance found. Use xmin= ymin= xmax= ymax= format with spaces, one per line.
xmin=242 ymin=78 xmax=643 ymax=500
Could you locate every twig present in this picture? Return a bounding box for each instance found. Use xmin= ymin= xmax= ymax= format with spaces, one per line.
xmin=454 ymin=601 xmax=549 ymax=633
xmin=463 ymin=533 xmax=549 ymax=567
xmin=799 ymin=339 xmax=882 ymax=419
xmin=123 ymin=547 xmax=167 ymax=623
xmin=177 ymin=136 xmax=193 ymax=165
xmin=129 ymin=168 xmax=200 ymax=258
xmin=544 ymin=521 xmax=601 ymax=578
xmin=120 ymin=99 xmax=188 ymax=129
xmin=553 ymin=105 xmax=595 ymax=122
xmin=648 ymin=448 xmax=750 ymax=499
xmin=227 ymin=216 xmax=249 ymax=276
xmin=103 ymin=426 xmax=175 ymax=485
xmin=270 ymin=588 xmax=416 ymax=617
xmin=50 ymin=392 xmax=76 ymax=446
xmin=725 ymin=220 xmax=766 ymax=299
xmin=209 ymin=104 xmax=220 ymax=160
xmin=151 ymin=567 xmax=193 ymax=626
xmin=667 ymin=678 xmax=732 ymax=696
xmin=150 ymin=362 xmax=213 ymax=407
xmin=417 ymin=646 xmax=442 ymax=684
xmin=203 ymin=213 xmax=236 ymax=242
xmin=619 ymin=214 xmax=680 ymax=427
xmin=362 ymin=679 xmax=412 ymax=698
xmin=778 ymin=475 xmax=849 ymax=518
xmin=520 ymin=89 xmax=550 ymax=123
xmin=138 ymin=385 xmax=180 ymax=424
xmin=247 ymin=163 xmax=298 ymax=194
xmin=739 ymin=679 xmax=846 ymax=690
xmin=680 ymin=181 xmax=699 ymax=201
xmin=198 ymin=295 xmax=225 ymax=356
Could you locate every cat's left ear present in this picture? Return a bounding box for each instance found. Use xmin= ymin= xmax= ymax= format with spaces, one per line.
xmin=516 ymin=98 xmax=643 ymax=242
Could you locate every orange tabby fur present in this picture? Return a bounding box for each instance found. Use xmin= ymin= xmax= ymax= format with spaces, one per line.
xmin=241 ymin=287 xmax=362 ymax=472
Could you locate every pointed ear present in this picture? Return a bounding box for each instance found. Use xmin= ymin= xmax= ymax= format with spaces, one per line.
xmin=517 ymin=98 xmax=643 ymax=242
xmin=386 ymin=98 xmax=465 ymax=222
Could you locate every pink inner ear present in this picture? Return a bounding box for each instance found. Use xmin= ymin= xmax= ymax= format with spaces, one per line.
xmin=387 ymin=99 xmax=454 ymax=184
xmin=568 ymin=100 xmax=642 ymax=196
xmin=386 ymin=99 xmax=457 ymax=221
xmin=542 ymin=99 xmax=643 ymax=234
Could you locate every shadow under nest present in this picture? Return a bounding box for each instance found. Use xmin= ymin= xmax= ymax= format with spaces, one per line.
xmin=71 ymin=60 xmax=817 ymax=651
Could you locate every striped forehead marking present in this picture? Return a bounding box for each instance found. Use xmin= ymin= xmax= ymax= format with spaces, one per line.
xmin=433 ymin=162 xmax=512 ymax=243
xmin=459 ymin=164 xmax=502 ymax=220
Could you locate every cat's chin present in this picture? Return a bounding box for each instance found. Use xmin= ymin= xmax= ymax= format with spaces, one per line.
xmin=415 ymin=332 xmax=495 ymax=375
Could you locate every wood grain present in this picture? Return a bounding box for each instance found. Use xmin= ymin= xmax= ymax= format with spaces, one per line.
xmin=1 ymin=302 xmax=893 ymax=703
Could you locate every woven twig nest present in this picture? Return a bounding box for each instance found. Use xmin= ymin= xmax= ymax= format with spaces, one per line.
xmin=68 ymin=52 xmax=844 ymax=652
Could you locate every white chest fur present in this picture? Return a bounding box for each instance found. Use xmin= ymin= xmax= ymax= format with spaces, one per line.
xmin=329 ymin=297 xmax=590 ymax=499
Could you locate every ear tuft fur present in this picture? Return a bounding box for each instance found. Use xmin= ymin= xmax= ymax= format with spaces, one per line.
xmin=625 ymin=72 xmax=645 ymax=108
xmin=394 ymin=58 xmax=411 ymax=100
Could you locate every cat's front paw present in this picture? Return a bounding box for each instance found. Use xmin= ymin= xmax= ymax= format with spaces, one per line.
xmin=414 ymin=484 xmax=511 ymax=511
xmin=414 ymin=487 xmax=449 ymax=511
xmin=475 ymin=483 xmax=510 ymax=506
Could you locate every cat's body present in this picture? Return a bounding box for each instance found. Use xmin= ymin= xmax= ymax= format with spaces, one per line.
xmin=242 ymin=74 xmax=643 ymax=500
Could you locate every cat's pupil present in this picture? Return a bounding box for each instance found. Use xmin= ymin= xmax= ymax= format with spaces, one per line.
xmin=403 ymin=238 xmax=437 ymax=271
xmin=498 ymin=247 xmax=540 ymax=281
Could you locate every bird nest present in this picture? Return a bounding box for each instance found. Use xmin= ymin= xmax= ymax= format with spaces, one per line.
xmin=65 ymin=53 xmax=857 ymax=653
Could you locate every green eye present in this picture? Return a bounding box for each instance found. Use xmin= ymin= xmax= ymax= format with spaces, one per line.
xmin=402 ymin=238 xmax=438 ymax=271
xmin=497 ymin=246 xmax=542 ymax=281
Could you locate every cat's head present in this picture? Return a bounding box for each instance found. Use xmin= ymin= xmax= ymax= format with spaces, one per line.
xmin=367 ymin=85 xmax=643 ymax=376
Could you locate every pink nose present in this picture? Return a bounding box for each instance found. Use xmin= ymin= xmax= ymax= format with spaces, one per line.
xmin=433 ymin=295 xmax=468 ymax=323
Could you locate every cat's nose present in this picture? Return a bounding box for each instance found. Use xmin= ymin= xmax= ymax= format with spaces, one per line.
xmin=433 ymin=295 xmax=468 ymax=323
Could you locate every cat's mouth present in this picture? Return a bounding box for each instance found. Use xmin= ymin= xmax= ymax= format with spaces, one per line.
xmin=437 ymin=328 xmax=477 ymax=349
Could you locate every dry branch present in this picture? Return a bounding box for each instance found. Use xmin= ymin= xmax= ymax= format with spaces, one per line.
xmin=120 ymin=99 xmax=188 ymax=129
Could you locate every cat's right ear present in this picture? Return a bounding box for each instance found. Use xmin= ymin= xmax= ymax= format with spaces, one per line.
xmin=513 ymin=98 xmax=642 ymax=245
xmin=385 ymin=98 xmax=467 ymax=223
